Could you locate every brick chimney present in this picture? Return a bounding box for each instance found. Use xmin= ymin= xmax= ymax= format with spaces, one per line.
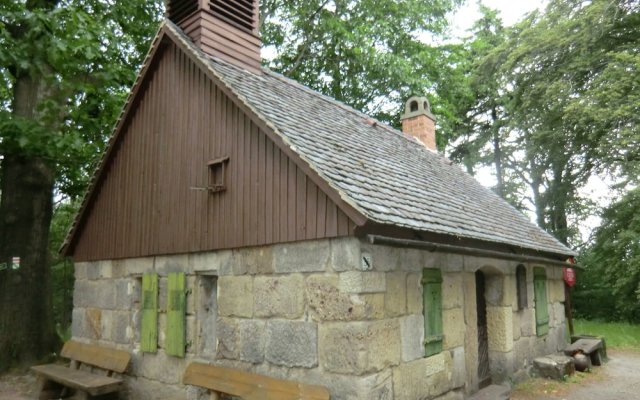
xmin=166 ymin=0 xmax=261 ymax=73
xmin=400 ymin=96 xmax=436 ymax=151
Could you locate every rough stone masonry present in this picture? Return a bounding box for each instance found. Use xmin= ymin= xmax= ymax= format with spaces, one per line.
xmin=72 ymin=236 xmax=567 ymax=399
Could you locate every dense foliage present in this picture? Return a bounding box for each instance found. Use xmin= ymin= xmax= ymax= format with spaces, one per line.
xmin=451 ymin=0 xmax=639 ymax=320
xmin=0 ymin=0 xmax=162 ymax=370
xmin=575 ymin=188 xmax=640 ymax=322
xmin=454 ymin=0 xmax=640 ymax=246
xmin=260 ymin=0 xmax=466 ymax=142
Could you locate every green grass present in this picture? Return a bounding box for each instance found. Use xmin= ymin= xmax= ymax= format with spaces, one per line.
xmin=574 ymin=318 xmax=640 ymax=351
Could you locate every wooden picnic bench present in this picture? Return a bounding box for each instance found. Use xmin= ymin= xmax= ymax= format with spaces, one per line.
xmin=183 ymin=362 xmax=330 ymax=400
xmin=564 ymin=337 xmax=606 ymax=366
xmin=31 ymin=341 xmax=131 ymax=400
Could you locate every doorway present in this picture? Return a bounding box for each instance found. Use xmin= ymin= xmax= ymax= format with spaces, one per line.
xmin=476 ymin=270 xmax=491 ymax=388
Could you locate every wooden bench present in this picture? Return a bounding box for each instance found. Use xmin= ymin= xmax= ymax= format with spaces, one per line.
xmin=564 ymin=337 xmax=606 ymax=366
xmin=31 ymin=341 xmax=131 ymax=400
xmin=183 ymin=362 xmax=330 ymax=400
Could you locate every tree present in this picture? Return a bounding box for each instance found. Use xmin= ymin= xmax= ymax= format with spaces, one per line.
xmin=449 ymin=5 xmax=513 ymax=198
xmin=0 ymin=0 xmax=161 ymax=371
xmin=260 ymin=0 xmax=464 ymax=142
xmin=461 ymin=0 xmax=640 ymax=245
xmin=579 ymin=188 xmax=640 ymax=322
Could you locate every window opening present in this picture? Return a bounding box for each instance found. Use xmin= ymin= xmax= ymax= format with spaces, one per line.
xmin=207 ymin=156 xmax=229 ymax=193
xmin=533 ymin=267 xmax=549 ymax=336
xmin=196 ymin=274 xmax=218 ymax=357
xmin=516 ymin=264 xmax=528 ymax=310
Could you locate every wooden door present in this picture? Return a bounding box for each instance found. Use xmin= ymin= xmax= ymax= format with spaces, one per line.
xmin=475 ymin=270 xmax=491 ymax=388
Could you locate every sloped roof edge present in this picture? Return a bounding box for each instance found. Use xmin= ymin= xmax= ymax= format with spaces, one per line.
xmin=61 ymin=23 xmax=169 ymax=256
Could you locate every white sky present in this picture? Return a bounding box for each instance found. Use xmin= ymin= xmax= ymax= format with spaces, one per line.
xmin=451 ymin=0 xmax=548 ymax=35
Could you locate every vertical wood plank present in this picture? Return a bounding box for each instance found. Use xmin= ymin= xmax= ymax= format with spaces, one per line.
xmin=337 ymin=209 xmax=349 ymax=236
xmin=325 ymin=202 xmax=338 ymax=237
xmin=296 ymin=168 xmax=306 ymax=239
xmin=306 ymin=181 xmax=317 ymax=240
xmin=243 ymin=115 xmax=252 ymax=245
xmin=258 ymin=126 xmax=266 ymax=244
xmin=264 ymin=137 xmax=273 ymax=244
xmin=272 ymin=146 xmax=280 ymax=242
xmin=166 ymin=272 xmax=186 ymax=357
xmin=279 ymin=150 xmax=288 ymax=242
xmin=249 ymin=122 xmax=259 ymax=246
xmin=287 ymin=159 xmax=296 ymax=241
xmin=316 ymin=190 xmax=327 ymax=238
xmin=141 ymin=273 xmax=158 ymax=353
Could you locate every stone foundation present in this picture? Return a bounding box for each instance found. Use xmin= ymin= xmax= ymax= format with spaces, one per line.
xmin=72 ymin=238 xmax=567 ymax=399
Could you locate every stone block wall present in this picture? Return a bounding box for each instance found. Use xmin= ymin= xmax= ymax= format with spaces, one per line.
xmin=72 ymin=237 xmax=566 ymax=400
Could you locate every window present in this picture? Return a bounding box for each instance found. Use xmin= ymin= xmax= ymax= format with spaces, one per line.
xmin=196 ymin=274 xmax=218 ymax=357
xmin=516 ymin=264 xmax=527 ymax=310
xmin=207 ymin=156 xmax=229 ymax=193
xmin=533 ymin=267 xmax=549 ymax=336
xmin=422 ymin=268 xmax=443 ymax=357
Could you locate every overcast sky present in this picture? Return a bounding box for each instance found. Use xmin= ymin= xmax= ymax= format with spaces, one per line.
xmin=450 ymin=0 xmax=548 ymax=36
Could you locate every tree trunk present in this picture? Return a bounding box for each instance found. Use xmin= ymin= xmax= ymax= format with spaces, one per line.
xmin=491 ymin=107 xmax=504 ymax=198
xmin=0 ymin=73 xmax=56 ymax=371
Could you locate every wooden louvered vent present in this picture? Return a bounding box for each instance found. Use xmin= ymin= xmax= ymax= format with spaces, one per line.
xmin=167 ymin=0 xmax=199 ymax=24
xmin=209 ymin=0 xmax=255 ymax=33
xmin=167 ymin=0 xmax=262 ymax=73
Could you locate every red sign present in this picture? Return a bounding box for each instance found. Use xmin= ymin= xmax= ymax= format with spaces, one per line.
xmin=564 ymin=267 xmax=576 ymax=287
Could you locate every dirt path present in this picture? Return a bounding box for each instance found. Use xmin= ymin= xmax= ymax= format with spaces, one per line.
xmin=514 ymin=350 xmax=640 ymax=400
xmin=0 ymin=370 xmax=37 ymax=400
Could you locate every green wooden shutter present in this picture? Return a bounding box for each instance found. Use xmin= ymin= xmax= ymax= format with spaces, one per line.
xmin=141 ymin=273 xmax=158 ymax=353
xmin=422 ymin=268 xmax=443 ymax=357
xmin=166 ymin=272 xmax=186 ymax=357
xmin=533 ymin=267 xmax=549 ymax=336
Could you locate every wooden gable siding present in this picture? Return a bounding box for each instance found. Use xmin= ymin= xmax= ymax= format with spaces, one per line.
xmin=71 ymin=42 xmax=356 ymax=261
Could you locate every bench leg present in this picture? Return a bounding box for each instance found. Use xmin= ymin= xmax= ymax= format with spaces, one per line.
xmin=68 ymin=391 xmax=90 ymax=400
xmin=35 ymin=376 xmax=64 ymax=400
xmin=591 ymin=350 xmax=603 ymax=366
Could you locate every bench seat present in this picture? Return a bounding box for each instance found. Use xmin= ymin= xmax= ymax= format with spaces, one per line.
xmin=184 ymin=362 xmax=330 ymax=400
xmin=31 ymin=364 xmax=123 ymax=396
xmin=30 ymin=341 xmax=130 ymax=399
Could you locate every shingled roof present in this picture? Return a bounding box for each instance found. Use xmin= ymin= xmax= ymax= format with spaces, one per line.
xmin=161 ymin=22 xmax=573 ymax=257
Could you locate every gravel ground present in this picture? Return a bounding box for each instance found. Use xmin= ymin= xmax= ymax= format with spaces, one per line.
xmin=2 ymin=350 xmax=639 ymax=399
xmin=0 ymin=370 xmax=37 ymax=400
xmin=513 ymin=349 xmax=640 ymax=400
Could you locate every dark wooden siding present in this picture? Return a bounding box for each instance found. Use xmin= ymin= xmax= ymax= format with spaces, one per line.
xmin=71 ymin=42 xmax=357 ymax=261
xmin=181 ymin=10 xmax=261 ymax=74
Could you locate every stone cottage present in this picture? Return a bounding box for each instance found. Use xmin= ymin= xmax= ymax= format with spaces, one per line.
xmin=62 ymin=1 xmax=575 ymax=398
